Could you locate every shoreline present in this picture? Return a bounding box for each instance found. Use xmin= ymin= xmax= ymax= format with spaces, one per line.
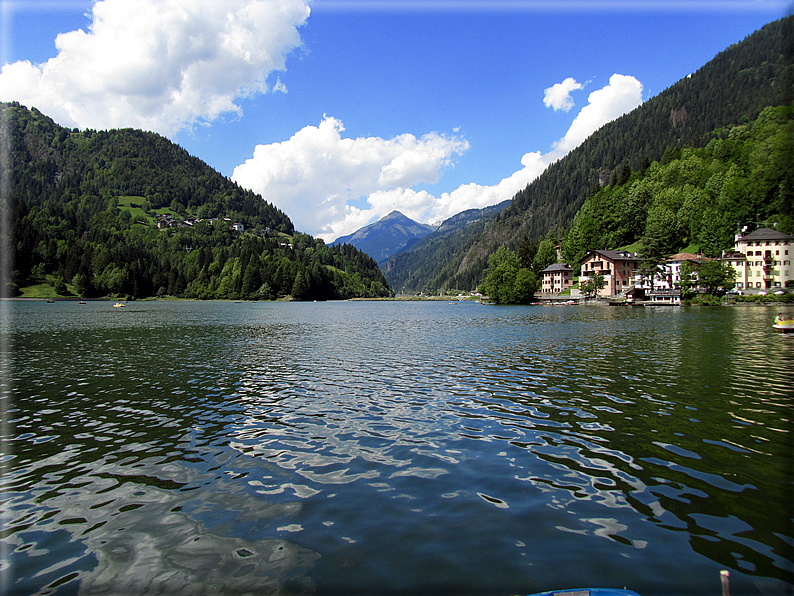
xmin=3 ymin=295 xmax=792 ymax=307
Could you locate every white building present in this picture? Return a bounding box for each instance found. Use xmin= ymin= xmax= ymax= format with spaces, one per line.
xmin=627 ymin=252 xmax=711 ymax=303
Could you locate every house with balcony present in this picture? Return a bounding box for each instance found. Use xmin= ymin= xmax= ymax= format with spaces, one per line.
xmin=627 ymin=252 xmax=711 ymax=303
xmin=723 ymin=227 xmax=794 ymax=292
xmin=541 ymin=263 xmax=574 ymax=294
xmin=579 ymin=250 xmax=642 ymax=297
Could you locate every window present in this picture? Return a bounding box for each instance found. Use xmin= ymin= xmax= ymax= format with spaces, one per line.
xmin=774 ymin=282 xmax=781 ymax=287
xmin=737 ymin=283 xmax=743 ymax=289
xmin=757 ymin=282 xmax=762 ymax=288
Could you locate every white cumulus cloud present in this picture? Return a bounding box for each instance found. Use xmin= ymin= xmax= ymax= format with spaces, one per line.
xmin=234 ymin=74 xmax=643 ymax=242
xmin=231 ymin=116 xmax=470 ymax=237
xmin=543 ymin=77 xmax=583 ymax=112
xmin=0 ymin=0 xmax=310 ymax=136
xmin=550 ymin=73 xmax=643 ymax=157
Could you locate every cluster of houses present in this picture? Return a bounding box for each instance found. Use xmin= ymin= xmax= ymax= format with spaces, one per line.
xmin=541 ymin=227 xmax=794 ymax=302
xmin=156 ymin=214 xmax=245 ymax=232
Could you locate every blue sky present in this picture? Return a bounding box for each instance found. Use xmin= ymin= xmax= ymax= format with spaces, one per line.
xmin=1 ymin=0 xmax=790 ymax=240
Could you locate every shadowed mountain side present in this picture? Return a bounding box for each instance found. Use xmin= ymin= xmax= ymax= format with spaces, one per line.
xmin=383 ymin=201 xmax=510 ymax=293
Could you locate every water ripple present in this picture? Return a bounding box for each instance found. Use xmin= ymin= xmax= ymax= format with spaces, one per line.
xmin=3 ymin=301 xmax=793 ymax=595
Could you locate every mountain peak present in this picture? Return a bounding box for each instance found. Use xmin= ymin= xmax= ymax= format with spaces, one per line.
xmin=332 ymin=212 xmax=436 ymax=264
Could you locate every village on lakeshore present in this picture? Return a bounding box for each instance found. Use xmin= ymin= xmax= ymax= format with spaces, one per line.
xmin=530 ymin=227 xmax=794 ymax=306
xmin=399 ymin=227 xmax=794 ymax=307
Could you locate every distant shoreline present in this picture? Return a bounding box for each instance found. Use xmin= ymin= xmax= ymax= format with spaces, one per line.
xmin=3 ymin=295 xmax=792 ymax=307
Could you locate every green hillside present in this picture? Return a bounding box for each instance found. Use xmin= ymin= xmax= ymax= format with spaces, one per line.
xmin=561 ymin=103 xmax=793 ymax=265
xmin=383 ymin=15 xmax=793 ymax=293
xmin=1 ymin=103 xmax=391 ymax=300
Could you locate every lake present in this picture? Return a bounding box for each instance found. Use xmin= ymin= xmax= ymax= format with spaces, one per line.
xmin=1 ymin=300 xmax=792 ymax=595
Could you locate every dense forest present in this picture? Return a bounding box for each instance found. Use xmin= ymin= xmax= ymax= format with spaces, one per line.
xmin=1 ymin=102 xmax=391 ymax=300
xmin=561 ymin=103 xmax=793 ymax=266
xmin=384 ymin=15 xmax=793 ymax=293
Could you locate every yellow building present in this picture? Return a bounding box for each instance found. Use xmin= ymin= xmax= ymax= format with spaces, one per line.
xmin=723 ymin=227 xmax=794 ymax=292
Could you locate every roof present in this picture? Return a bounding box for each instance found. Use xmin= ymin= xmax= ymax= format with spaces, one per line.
xmin=667 ymin=252 xmax=710 ymax=263
xmin=542 ymin=263 xmax=573 ymax=273
xmin=739 ymin=227 xmax=794 ymax=242
xmin=581 ymin=249 xmax=642 ymax=263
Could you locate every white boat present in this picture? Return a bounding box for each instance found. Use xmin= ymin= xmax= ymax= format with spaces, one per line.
xmin=773 ymin=316 xmax=794 ymax=332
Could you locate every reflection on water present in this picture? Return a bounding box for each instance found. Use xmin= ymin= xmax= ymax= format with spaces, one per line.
xmin=1 ymin=300 xmax=792 ymax=595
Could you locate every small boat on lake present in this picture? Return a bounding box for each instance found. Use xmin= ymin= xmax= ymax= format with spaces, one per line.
xmin=773 ymin=315 xmax=794 ymax=332
xmin=113 ymin=302 xmax=125 ymax=308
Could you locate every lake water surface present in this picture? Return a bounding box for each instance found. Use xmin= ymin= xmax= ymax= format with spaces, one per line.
xmin=1 ymin=300 xmax=793 ymax=595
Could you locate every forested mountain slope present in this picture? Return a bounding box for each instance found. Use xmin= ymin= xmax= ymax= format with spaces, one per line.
xmin=562 ymin=103 xmax=793 ymax=264
xmin=383 ymin=200 xmax=509 ymax=293
xmin=3 ymin=103 xmax=294 ymax=233
xmin=1 ymin=102 xmax=390 ymax=300
xmin=385 ymin=15 xmax=793 ymax=293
